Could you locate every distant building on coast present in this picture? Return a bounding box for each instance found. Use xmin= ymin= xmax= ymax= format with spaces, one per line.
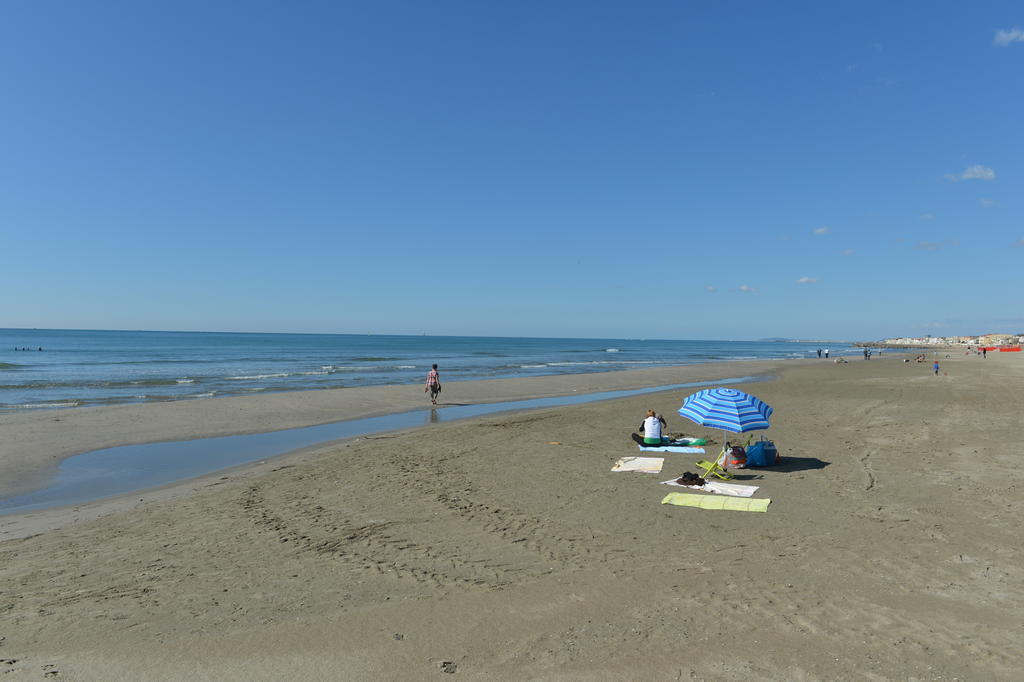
xmin=870 ymin=333 xmax=1023 ymax=347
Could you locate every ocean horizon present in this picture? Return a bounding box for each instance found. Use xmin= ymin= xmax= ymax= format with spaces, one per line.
xmin=1 ymin=328 xmax=855 ymax=411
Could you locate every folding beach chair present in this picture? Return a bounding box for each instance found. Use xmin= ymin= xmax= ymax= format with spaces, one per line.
xmin=698 ymin=434 xmax=751 ymax=480
xmin=695 ymin=458 xmax=734 ymax=481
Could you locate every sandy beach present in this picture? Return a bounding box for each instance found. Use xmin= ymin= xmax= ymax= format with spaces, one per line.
xmin=1 ymin=353 xmax=1022 ymax=680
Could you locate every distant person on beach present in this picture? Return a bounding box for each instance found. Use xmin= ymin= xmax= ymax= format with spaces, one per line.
xmin=424 ymin=364 xmax=441 ymax=405
xmin=933 ymin=360 xmax=940 ymax=376
xmin=824 ymin=348 xmax=830 ymax=359
xmin=983 ymin=348 xmax=987 ymax=358
xmin=817 ymin=348 xmax=822 ymax=358
xmin=631 ymin=409 xmax=667 ymax=447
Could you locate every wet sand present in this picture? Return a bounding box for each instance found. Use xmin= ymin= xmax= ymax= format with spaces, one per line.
xmin=1 ymin=353 xmax=1022 ymax=680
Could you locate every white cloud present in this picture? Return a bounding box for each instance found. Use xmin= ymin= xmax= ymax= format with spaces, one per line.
xmin=945 ymin=165 xmax=996 ymax=182
xmin=994 ymin=27 xmax=1024 ymax=46
xmin=812 ymin=226 xmax=829 ymax=235
xmin=796 ymin=276 xmax=819 ymax=285
xmin=920 ymin=212 xmax=935 ymax=220
xmin=704 ymin=285 xmax=716 ymax=293
xmin=737 ymin=285 xmax=756 ymax=293
xmin=963 ymin=165 xmax=996 ymax=180
xmin=841 ymin=249 xmax=855 ymax=256
xmin=980 ymin=198 xmax=996 ymax=208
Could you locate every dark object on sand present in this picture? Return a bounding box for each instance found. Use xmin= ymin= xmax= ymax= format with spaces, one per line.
xmin=676 ymin=471 xmax=705 ymax=486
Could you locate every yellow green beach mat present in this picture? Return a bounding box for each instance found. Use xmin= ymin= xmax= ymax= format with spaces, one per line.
xmin=660 ymin=492 xmax=771 ymax=512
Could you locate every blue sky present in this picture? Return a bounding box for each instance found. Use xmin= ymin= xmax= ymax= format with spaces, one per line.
xmin=2 ymin=1 xmax=1022 ymax=340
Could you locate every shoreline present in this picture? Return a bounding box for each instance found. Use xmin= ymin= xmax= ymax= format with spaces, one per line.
xmin=1 ymin=331 xmax=848 ymax=412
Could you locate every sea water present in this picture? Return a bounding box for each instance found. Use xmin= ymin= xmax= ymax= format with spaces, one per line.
xmin=0 ymin=329 xmax=853 ymax=411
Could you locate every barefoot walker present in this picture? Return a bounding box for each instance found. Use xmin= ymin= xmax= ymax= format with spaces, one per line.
xmin=424 ymin=364 xmax=441 ymax=404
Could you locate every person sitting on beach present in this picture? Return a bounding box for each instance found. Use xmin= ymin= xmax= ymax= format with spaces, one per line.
xmin=631 ymin=409 xmax=667 ymax=447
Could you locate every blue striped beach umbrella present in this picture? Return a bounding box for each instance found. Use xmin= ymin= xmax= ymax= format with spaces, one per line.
xmin=677 ymin=387 xmax=773 ymax=437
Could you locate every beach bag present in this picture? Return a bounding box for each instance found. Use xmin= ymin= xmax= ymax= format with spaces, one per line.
xmin=719 ymin=445 xmax=747 ymax=469
xmin=745 ymin=438 xmax=778 ymax=467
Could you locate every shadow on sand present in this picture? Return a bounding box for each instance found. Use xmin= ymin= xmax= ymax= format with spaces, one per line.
xmin=724 ymin=456 xmax=831 ymax=480
xmin=770 ymin=456 xmax=831 ymax=472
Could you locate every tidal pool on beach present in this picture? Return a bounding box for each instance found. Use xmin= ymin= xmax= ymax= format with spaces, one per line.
xmin=0 ymin=375 xmax=768 ymax=515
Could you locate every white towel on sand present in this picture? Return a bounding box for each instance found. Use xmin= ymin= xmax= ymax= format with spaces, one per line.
xmin=659 ymin=478 xmax=759 ymax=497
xmin=611 ymin=457 xmax=665 ymax=473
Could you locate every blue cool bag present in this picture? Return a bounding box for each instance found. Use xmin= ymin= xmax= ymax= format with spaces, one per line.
xmin=745 ymin=439 xmax=778 ymax=467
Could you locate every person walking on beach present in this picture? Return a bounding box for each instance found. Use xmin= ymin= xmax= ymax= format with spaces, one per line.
xmin=424 ymin=364 xmax=441 ymax=404
xmin=933 ymin=360 xmax=940 ymax=376
xmin=824 ymin=348 xmax=830 ymax=359
xmin=631 ymin=409 xmax=667 ymax=447
xmin=817 ymin=348 xmax=822 ymax=358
